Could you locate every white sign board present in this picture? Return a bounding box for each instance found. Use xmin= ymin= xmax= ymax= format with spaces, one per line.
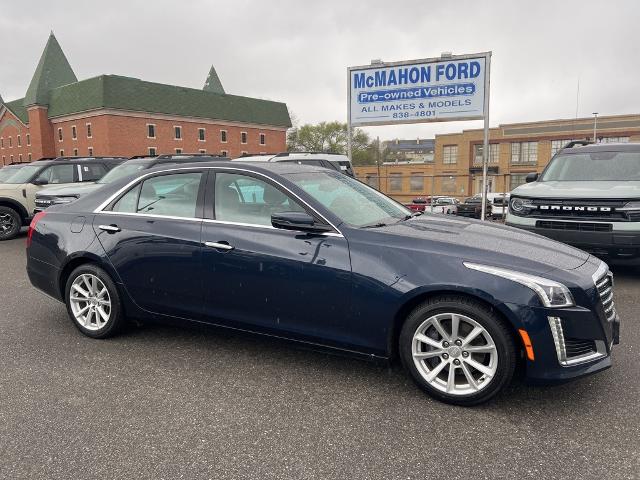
xmin=348 ymin=54 xmax=488 ymax=127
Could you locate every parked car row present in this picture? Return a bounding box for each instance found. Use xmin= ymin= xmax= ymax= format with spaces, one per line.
xmin=0 ymin=151 xmax=354 ymax=240
xmin=406 ymin=194 xmax=508 ymax=219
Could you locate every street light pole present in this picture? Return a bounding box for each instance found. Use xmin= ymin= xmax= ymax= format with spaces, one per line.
xmin=592 ymin=112 xmax=598 ymax=143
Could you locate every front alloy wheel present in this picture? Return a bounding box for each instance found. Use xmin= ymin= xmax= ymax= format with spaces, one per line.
xmin=400 ymin=295 xmax=516 ymax=406
xmin=411 ymin=313 xmax=498 ymax=396
xmin=0 ymin=207 xmax=21 ymax=240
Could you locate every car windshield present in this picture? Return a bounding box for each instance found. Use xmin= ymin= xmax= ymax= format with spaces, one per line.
xmin=284 ymin=171 xmax=410 ymax=227
xmin=465 ymin=197 xmax=482 ymax=204
xmin=0 ymin=165 xmax=26 ymax=183
xmin=97 ymin=161 xmax=150 ymax=184
xmin=0 ymin=164 xmax=43 ymax=184
xmin=541 ymin=151 xmax=640 ymax=181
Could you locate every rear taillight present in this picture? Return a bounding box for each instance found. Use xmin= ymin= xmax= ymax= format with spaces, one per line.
xmin=27 ymin=211 xmax=47 ymax=248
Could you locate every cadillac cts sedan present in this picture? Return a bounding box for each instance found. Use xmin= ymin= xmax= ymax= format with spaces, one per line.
xmin=26 ymin=161 xmax=620 ymax=406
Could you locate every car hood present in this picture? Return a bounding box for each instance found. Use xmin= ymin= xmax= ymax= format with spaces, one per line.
xmin=0 ymin=183 xmax=25 ymax=192
xmin=364 ymin=214 xmax=589 ymax=273
xmin=512 ymin=180 xmax=640 ymax=199
xmin=38 ymin=182 xmax=100 ymax=197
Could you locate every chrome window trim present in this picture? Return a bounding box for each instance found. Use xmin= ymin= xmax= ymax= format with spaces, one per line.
xmin=92 ymin=166 xmax=344 ymax=237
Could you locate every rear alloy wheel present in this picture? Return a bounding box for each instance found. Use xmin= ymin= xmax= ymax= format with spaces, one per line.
xmin=65 ymin=265 xmax=124 ymax=338
xmin=0 ymin=206 xmax=21 ymax=241
xmin=400 ymin=295 xmax=516 ymax=406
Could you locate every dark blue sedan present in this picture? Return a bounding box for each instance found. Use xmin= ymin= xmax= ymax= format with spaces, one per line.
xmin=26 ymin=161 xmax=620 ymax=405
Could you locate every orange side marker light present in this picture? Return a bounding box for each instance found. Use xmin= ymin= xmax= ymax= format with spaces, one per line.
xmin=518 ymin=329 xmax=535 ymax=361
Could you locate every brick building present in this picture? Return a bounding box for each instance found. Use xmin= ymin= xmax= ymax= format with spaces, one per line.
xmin=0 ymin=33 xmax=291 ymax=165
xmin=356 ymin=114 xmax=640 ymax=203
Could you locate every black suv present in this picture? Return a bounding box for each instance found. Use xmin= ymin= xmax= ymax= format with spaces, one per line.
xmin=34 ymin=154 xmax=229 ymax=213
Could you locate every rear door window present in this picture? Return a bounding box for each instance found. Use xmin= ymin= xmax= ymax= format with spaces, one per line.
xmin=109 ymin=172 xmax=203 ymax=218
xmin=78 ymin=163 xmax=108 ymax=182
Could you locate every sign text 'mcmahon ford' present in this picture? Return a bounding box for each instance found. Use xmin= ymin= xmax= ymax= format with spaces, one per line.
xmin=353 ymin=61 xmax=482 ymax=89
xmin=348 ymin=56 xmax=487 ymax=127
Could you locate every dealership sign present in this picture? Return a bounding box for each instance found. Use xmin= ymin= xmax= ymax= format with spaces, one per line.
xmin=348 ymin=54 xmax=488 ymax=127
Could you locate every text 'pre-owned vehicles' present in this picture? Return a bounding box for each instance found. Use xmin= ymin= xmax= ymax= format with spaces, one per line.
xmin=34 ymin=154 xmax=229 ymax=213
xmin=26 ymin=161 xmax=619 ymax=406
xmin=0 ymin=157 xmax=126 ymax=240
xmin=506 ymin=141 xmax=640 ymax=263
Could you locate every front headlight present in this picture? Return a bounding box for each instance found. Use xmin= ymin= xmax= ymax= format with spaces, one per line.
xmin=510 ymin=197 xmax=535 ymax=213
xmin=464 ymin=262 xmax=575 ymax=308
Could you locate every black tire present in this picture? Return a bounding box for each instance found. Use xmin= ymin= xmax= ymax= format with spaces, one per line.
xmin=64 ymin=264 xmax=125 ymax=339
xmin=0 ymin=206 xmax=22 ymax=241
xmin=399 ymin=295 xmax=516 ymax=406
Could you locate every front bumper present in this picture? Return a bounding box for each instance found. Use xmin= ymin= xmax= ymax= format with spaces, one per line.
xmin=504 ymin=301 xmax=619 ymax=384
xmin=506 ymin=215 xmax=640 ymax=259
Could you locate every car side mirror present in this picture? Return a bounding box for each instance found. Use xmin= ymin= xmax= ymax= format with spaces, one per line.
xmin=32 ymin=178 xmax=48 ymax=186
xmin=271 ymin=211 xmax=333 ymax=234
xmin=525 ymin=172 xmax=538 ymax=183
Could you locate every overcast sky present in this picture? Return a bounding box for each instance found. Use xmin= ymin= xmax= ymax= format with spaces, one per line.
xmin=1 ymin=0 xmax=638 ymax=140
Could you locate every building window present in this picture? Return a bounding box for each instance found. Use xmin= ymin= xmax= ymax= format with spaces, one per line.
xmin=601 ymin=136 xmax=630 ymax=143
xmin=1 ymin=138 xmax=3 ymax=148
xmin=147 ymin=124 xmax=156 ymax=139
xmin=221 ymin=150 xmax=228 ymax=157
xmin=86 ymin=123 xmax=92 ymax=138
xmin=198 ymin=128 xmax=206 ymax=141
xmin=259 ymin=133 xmax=266 ymax=146
xmin=365 ymin=174 xmax=380 ymax=189
xmin=72 ymin=125 xmax=77 ymax=140
xmin=174 ymin=126 xmax=182 ymax=140
xmin=199 ymin=149 xmax=206 ymax=154
xmin=17 ymin=135 xmax=21 ymax=147
xmin=60 ymin=150 xmax=64 ymax=156
xmin=175 ymin=148 xmax=183 ymax=154
xmin=2 ymin=156 xmax=5 ymax=164
xmin=9 ymin=137 xmax=12 ymax=148
xmin=73 ymin=148 xmax=78 ymax=157
xmin=410 ymin=173 xmax=424 ymax=192
xmin=550 ymin=139 xmax=573 ymax=157
xmin=26 ymin=133 xmax=30 ymax=146
xmin=19 ymin=154 xmax=23 ymax=162
xmin=148 ymin=147 xmax=157 ymax=156
xmin=58 ymin=128 xmax=63 ymax=141
xmin=88 ymin=147 xmax=93 ymax=156
xmin=28 ymin=153 xmax=32 ymax=161
xmin=443 ymin=145 xmax=458 ymax=164
xmin=241 ymin=132 xmax=247 ymax=144
xmin=442 ymin=176 xmax=456 ymax=193
xmin=240 ymin=151 xmax=248 ymax=156
xmin=511 ymin=142 xmax=538 ymax=164
xmin=220 ymin=130 xmax=228 ymax=143
xmin=509 ymin=173 xmax=531 ymax=191
xmin=389 ymin=173 xmax=403 ymax=192
xmin=10 ymin=155 xmax=13 ymax=162
xmin=473 ymin=144 xmax=499 ymax=164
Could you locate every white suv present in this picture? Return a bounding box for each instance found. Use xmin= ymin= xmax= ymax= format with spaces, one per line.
xmin=235 ymin=152 xmax=354 ymax=177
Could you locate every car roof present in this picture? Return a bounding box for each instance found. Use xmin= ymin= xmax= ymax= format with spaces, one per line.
xmin=561 ymin=142 xmax=640 ymax=154
xmin=145 ymin=160 xmax=329 ymax=175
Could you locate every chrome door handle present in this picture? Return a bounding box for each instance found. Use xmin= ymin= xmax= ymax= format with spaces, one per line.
xmin=99 ymin=224 xmax=121 ymax=233
xmin=204 ymin=241 xmax=234 ymax=251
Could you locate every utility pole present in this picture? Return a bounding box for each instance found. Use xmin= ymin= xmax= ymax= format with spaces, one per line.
xmin=592 ymin=112 xmax=598 ymax=143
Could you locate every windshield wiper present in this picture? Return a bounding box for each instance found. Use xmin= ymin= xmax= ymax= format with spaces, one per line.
xmin=360 ymin=222 xmax=388 ymax=229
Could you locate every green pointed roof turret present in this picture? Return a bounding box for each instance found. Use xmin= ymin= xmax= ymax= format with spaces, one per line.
xmin=203 ymin=65 xmax=225 ymax=94
xmin=24 ymin=32 xmax=77 ymax=107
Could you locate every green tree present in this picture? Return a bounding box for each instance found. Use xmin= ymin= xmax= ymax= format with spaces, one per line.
xmin=287 ymin=121 xmax=376 ymax=165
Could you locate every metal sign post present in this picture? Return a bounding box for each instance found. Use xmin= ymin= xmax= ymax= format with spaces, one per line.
xmin=347 ymin=51 xmax=492 ymax=219
xmin=480 ymin=52 xmax=492 ymax=221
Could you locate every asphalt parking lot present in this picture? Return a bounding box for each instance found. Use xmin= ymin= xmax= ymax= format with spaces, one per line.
xmin=0 ymin=235 xmax=639 ymax=480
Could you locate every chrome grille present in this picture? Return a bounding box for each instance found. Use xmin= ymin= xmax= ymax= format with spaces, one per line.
xmin=596 ymin=272 xmax=616 ymax=322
